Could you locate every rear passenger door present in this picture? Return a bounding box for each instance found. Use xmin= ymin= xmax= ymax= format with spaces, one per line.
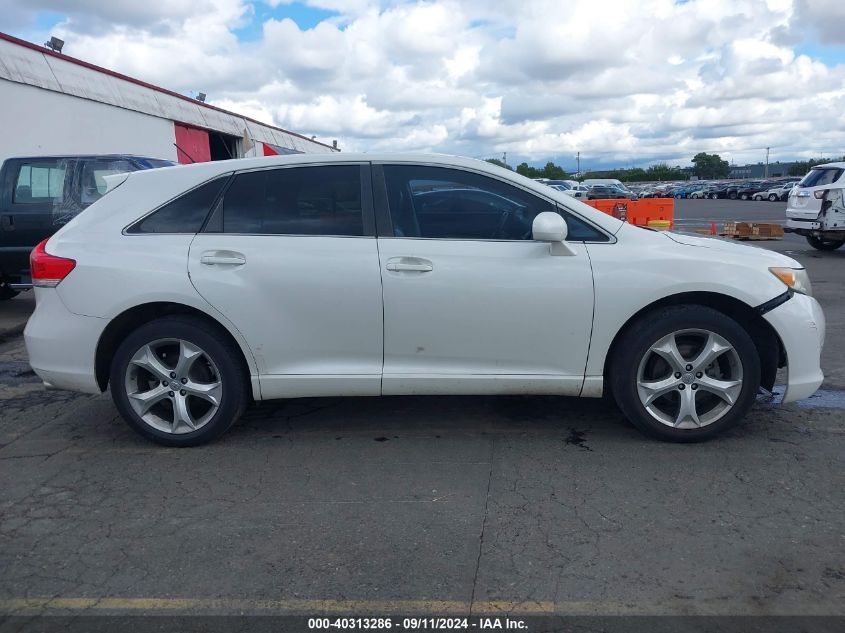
xmin=188 ymin=163 xmax=384 ymax=398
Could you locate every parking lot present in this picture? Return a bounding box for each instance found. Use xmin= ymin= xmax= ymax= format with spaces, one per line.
xmin=1 ymin=199 xmax=844 ymax=619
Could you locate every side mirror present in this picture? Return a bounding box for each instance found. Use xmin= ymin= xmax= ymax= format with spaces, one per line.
xmin=532 ymin=212 xmax=576 ymax=256
xmin=532 ymin=211 xmax=567 ymax=242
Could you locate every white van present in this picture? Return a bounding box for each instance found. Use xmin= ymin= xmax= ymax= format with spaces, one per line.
xmin=785 ymin=162 xmax=845 ymax=251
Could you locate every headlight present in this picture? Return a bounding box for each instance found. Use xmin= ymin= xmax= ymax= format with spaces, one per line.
xmin=769 ymin=267 xmax=813 ymax=296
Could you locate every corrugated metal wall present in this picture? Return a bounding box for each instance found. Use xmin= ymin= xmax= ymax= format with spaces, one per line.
xmin=0 ymin=37 xmax=336 ymax=157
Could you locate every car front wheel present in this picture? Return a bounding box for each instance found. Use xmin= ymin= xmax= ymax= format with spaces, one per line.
xmin=610 ymin=305 xmax=760 ymax=442
xmin=768 ymin=194 xmax=778 ymax=201
xmin=110 ymin=316 xmax=249 ymax=446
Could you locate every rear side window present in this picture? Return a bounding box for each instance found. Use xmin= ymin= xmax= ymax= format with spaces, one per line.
xmin=128 ymin=177 xmax=228 ymax=234
xmin=799 ymin=168 xmax=843 ymax=188
xmin=80 ymin=159 xmax=136 ymax=205
xmin=13 ymin=160 xmax=69 ymax=204
xmin=221 ymin=165 xmax=364 ymax=236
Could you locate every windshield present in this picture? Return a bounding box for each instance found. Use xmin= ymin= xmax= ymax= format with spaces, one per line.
xmin=799 ymin=167 xmax=843 ymax=188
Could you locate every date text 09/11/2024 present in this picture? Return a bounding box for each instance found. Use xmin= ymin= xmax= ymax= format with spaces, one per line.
xmin=307 ymin=617 xmax=528 ymax=630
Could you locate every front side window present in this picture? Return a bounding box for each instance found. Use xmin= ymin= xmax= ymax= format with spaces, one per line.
xmin=383 ymin=165 xmax=554 ymax=240
xmin=13 ymin=160 xmax=68 ymax=204
xmin=80 ymin=159 xmax=136 ymax=205
xmin=221 ymin=165 xmax=364 ymax=236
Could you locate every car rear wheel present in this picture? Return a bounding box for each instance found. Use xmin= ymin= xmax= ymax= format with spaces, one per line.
xmin=709 ymin=193 xmax=718 ymax=199
xmin=0 ymin=282 xmax=19 ymax=301
xmin=740 ymin=194 xmax=749 ymax=200
xmin=110 ymin=316 xmax=249 ymax=446
xmin=610 ymin=305 xmax=760 ymax=442
xmin=768 ymin=194 xmax=778 ymax=201
xmin=806 ymin=236 xmax=845 ymax=251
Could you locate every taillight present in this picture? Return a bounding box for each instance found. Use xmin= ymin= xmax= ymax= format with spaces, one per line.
xmin=30 ymin=239 xmax=76 ymax=287
xmin=814 ymin=190 xmax=827 ymax=200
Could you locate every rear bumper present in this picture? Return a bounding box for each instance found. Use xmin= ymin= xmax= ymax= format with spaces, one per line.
xmin=23 ymin=288 xmax=105 ymax=394
xmin=763 ymin=292 xmax=825 ymax=403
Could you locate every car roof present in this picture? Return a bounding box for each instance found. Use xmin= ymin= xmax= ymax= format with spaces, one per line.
xmin=5 ymin=154 xmax=170 ymax=161
xmin=810 ymin=162 xmax=845 ymax=169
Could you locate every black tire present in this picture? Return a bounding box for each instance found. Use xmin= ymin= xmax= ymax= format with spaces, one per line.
xmin=768 ymin=194 xmax=778 ymax=202
xmin=0 ymin=283 xmax=20 ymax=301
xmin=806 ymin=236 xmax=845 ymax=251
xmin=729 ymin=192 xmax=737 ymax=200
xmin=709 ymin=193 xmax=718 ymax=199
xmin=740 ymin=194 xmax=749 ymax=200
xmin=110 ymin=315 xmax=249 ymax=446
xmin=610 ymin=305 xmax=761 ymax=442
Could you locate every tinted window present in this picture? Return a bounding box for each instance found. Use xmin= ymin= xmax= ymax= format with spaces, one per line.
xmin=13 ymin=160 xmax=69 ymax=204
xmin=799 ymin=168 xmax=843 ymax=188
xmin=80 ymin=159 xmax=136 ymax=205
xmin=383 ymin=165 xmax=554 ymax=240
xmin=129 ymin=177 xmax=227 ymax=234
xmin=557 ymin=207 xmax=609 ymax=242
xmin=222 ymin=165 xmax=363 ymax=236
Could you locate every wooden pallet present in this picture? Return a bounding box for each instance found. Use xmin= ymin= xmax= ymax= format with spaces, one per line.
xmin=722 ymin=222 xmax=784 ymax=240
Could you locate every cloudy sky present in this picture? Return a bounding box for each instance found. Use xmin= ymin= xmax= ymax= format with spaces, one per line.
xmin=2 ymin=0 xmax=844 ymax=170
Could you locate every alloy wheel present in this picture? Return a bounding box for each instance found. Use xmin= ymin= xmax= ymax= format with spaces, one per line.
xmin=124 ymin=338 xmax=223 ymax=434
xmin=636 ymin=329 xmax=743 ymax=429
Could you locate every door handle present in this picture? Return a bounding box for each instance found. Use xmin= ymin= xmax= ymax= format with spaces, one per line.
xmin=385 ymin=257 xmax=433 ymax=273
xmin=200 ymin=251 xmax=246 ymax=266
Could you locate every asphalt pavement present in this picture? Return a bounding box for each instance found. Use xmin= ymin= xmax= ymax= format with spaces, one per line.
xmin=1 ymin=206 xmax=843 ymax=621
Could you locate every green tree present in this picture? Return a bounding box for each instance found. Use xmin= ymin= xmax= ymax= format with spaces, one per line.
xmin=484 ymin=158 xmax=512 ymax=170
xmin=691 ymin=152 xmax=730 ymax=179
xmin=646 ymin=163 xmax=685 ymax=180
xmin=516 ymin=162 xmax=541 ymax=178
xmin=541 ymin=162 xmax=568 ymax=179
xmin=513 ymin=161 xmax=568 ymax=180
xmin=789 ymin=157 xmax=845 ymax=177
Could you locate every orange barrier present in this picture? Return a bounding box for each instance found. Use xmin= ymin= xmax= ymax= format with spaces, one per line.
xmin=581 ymin=197 xmax=674 ymax=228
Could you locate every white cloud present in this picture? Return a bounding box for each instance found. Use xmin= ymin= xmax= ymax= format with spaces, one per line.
xmin=6 ymin=0 xmax=845 ymax=167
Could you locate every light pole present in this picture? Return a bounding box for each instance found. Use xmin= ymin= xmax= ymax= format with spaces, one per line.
xmin=576 ymin=152 xmax=580 ymax=179
xmin=765 ymin=147 xmax=770 ymax=178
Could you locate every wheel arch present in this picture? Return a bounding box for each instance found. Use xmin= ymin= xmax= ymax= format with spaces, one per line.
xmin=602 ymin=291 xmax=784 ymax=393
xmin=95 ymin=302 xmax=256 ymax=395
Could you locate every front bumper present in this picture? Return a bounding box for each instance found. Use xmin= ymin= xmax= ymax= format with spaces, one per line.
xmin=763 ymin=292 xmax=825 ymax=403
xmin=23 ymin=288 xmax=106 ymax=394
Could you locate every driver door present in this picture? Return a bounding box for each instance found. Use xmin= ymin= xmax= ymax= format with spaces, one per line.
xmin=374 ymin=163 xmax=596 ymax=396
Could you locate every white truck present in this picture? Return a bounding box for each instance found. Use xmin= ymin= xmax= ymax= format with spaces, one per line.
xmin=785 ymin=162 xmax=845 ymax=251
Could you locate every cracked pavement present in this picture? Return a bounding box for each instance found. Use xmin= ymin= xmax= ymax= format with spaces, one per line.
xmin=0 ymin=234 xmax=843 ymax=616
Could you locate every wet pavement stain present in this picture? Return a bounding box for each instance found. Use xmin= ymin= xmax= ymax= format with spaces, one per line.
xmin=795 ymin=390 xmax=845 ymax=411
xmin=564 ymin=428 xmax=593 ymax=451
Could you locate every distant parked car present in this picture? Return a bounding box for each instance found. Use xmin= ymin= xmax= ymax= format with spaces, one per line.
xmin=562 ymin=185 xmax=591 ymax=199
xmin=688 ymin=188 xmax=710 ymax=199
xmin=704 ymin=185 xmax=729 ymax=199
xmin=0 ymin=154 xmax=175 ymax=299
xmin=587 ymin=185 xmax=629 ymax=200
xmin=736 ymin=183 xmax=771 ymax=200
xmin=756 ymin=183 xmax=795 ymax=202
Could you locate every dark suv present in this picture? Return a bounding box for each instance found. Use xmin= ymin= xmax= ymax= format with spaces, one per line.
xmin=587 ymin=185 xmax=630 ymax=200
xmin=0 ymin=155 xmax=174 ymax=299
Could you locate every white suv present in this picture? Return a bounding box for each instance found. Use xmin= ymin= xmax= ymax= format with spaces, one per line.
xmin=24 ymin=154 xmax=825 ymax=446
xmin=785 ymin=162 xmax=845 ymax=250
